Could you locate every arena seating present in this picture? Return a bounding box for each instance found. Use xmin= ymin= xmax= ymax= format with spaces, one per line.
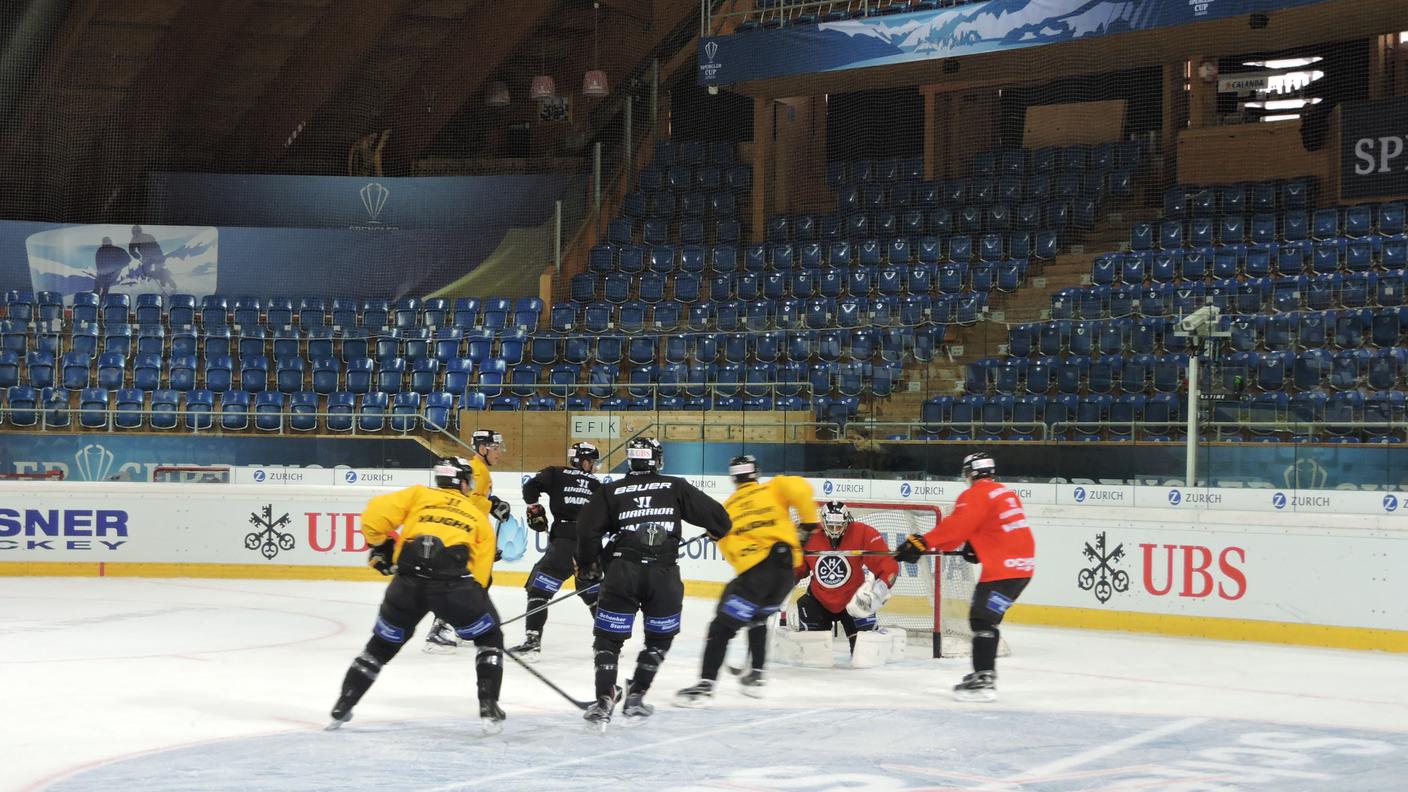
xmin=733 ymin=1 xmax=985 ymax=31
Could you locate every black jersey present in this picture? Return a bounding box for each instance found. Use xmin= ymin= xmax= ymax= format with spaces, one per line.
xmin=522 ymin=466 xmax=600 ymax=530
xmin=577 ymin=471 xmax=730 ymax=567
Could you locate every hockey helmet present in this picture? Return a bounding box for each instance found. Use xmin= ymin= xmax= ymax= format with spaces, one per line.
xmin=472 ymin=429 xmax=505 ymax=453
xmin=821 ymin=500 xmax=852 ymax=539
xmin=626 ymin=437 xmax=663 ymax=473
xmin=961 ymin=452 xmax=996 ymax=481
xmin=432 ymin=456 xmax=474 ymax=491
xmin=570 ymin=441 xmax=600 ymax=470
xmin=728 ymin=454 xmax=760 ymax=484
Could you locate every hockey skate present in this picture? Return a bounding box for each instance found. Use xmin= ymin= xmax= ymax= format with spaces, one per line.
xmin=583 ymin=686 xmax=621 ymax=733
xmin=325 ymin=698 xmax=355 ymax=731
xmin=952 ymin=671 xmax=997 ymax=703
xmin=422 ymin=619 xmax=460 ymax=654
xmin=620 ymin=679 xmax=654 ymax=724
xmin=672 ymin=679 xmax=716 ymax=708
xmin=737 ymin=669 xmax=767 ymax=699
xmin=507 ymin=631 xmax=542 ymax=663
xmin=479 ymin=700 xmax=506 ymax=735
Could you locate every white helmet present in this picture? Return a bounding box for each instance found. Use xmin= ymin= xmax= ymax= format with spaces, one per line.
xmin=821 ymin=500 xmax=851 ymax=539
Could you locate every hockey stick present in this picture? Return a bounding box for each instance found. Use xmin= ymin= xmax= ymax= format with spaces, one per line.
xmin=503 ymin=649 xmax=593 ymax=710
xmin=500 ymin=583 xmax=603 ymax=628
xmin=804 ymin=549 xmax=964 ymax=557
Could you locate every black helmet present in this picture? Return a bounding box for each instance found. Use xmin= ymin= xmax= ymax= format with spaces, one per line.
xmin=432 ymin=456 xmax=474 ymax=490
xmin=570 ymin=441 xmax=600 ymax=469
xmin=821 ymin=500 xmax=852 ymax=539
xmin=728 ymin=454 xmax=759 ymax=484
xmin=962 ymin=452 xmax=996 ymax=481
xmin=472 ymin=429 xmax=504 ymax=453
xmin=626 ymin=437 xmax=663 ymax=473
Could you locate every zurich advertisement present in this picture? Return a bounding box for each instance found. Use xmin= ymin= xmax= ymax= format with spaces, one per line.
xmin=699 ymin=0 xmax=1333 ymax=86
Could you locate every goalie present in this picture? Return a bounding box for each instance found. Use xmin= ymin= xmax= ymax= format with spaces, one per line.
xmin=785 ymin=501 xmax=901 ymax=667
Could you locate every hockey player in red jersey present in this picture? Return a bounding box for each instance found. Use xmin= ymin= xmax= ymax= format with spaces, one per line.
xmin=895 ymin=452 xmax=1035 ymax=702
xmin=795 ymin=501 xmax=899 ymax=651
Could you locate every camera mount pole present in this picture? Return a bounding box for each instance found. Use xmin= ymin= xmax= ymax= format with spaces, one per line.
xmin=1174 ymin=301 xmax=1230 ymax=488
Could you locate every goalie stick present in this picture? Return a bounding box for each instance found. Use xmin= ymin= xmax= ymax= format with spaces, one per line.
xmin=504 ymin=649 xmax=593 ymax=710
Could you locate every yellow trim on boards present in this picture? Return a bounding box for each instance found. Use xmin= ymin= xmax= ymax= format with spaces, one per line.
xmin=1005 ymin=603 xmax=1408 ymax=653
xmin=4 ymin=562 xmax=1399 ymax=652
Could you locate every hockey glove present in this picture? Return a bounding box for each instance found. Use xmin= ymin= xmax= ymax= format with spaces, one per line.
xmin=489 ymin=496 xmax=512 ymax=522
xmin=575 ymin=561 xmax=604 ymax=591
xmin=796 ymin=521 xmax=819 ymax=546
xmin=845 ymin=578 xmax=892 ymax=618
xmin=894 ymin=533 xmax=928 ymax=564
xmin=959 ymin=542 xmax=980 ymax=564
xmin=525 ymin=503 xmax=549 ymax=533
xmin=368 ymin=539 xmax=395 ymax=576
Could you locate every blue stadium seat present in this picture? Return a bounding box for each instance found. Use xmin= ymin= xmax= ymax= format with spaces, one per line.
xmin=219 ymin=390 xmax=250 ymax=431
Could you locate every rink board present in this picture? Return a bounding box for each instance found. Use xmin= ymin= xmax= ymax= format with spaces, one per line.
xmin=2 ymin=471 xmax=1406 ymax=651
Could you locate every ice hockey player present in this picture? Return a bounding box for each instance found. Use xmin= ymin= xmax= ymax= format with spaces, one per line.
xmin=575 ymin=437 xmax=730 ymax=731
xmin=789 ymin=500 xmax=899 ymax=664
xmin=893 ymin=452 xmax=1035 ymax=702
xmin=327 ymin=457 xmax=507 ymax=734
xmin=424 ymin=429 xmax=513 ymax=653
xmin=509 ymin=441 xmax=603 ymax=660
xmin=674 ymin=455 xmax=818 ymax=707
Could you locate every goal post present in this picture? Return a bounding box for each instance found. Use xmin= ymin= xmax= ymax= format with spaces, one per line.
xmin=0 ymin=470 xmax=65 ymax=482
xmin=151 ymin=465 xmax=233 ymax=484
xmin=811 ymin=499 xmax=1009 ymax=659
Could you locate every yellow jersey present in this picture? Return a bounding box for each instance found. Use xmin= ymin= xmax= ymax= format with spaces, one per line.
xmin=717 ymin=476 xmax=819 ymax=574
xmin=361 ymin=485 xmax=495 ymax=586
xmin=467 ymin=454 xmax=493 ymax=516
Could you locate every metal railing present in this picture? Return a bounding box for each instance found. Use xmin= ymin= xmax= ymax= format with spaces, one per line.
xmin=705 ymin=0 xmax=882 ymax=36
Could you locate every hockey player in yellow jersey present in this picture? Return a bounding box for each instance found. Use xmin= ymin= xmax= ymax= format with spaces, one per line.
xmin=327 ymin=457 xmax=508 ymax=734
xmin=675 ymin=456 xmax=819 ymax=707
xmin=425 ymin=429 xmax=513 ymax=653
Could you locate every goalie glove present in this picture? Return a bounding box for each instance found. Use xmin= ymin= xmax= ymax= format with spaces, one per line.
xmin=368 ymin=539 xmax=395 ymax=576
xmin=894 ymin=533 xmax=928 ymax=564
xmin=525 ymin=503 xmax=548 ymax=533
xmin=845 ymin=578 xmax=891 ymax=618
xmin=489 ymin=496 xmax=512 ymax=522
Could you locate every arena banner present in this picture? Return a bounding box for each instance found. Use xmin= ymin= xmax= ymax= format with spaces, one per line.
xmin=1340 ymin=96 xmax=1408 ymax=200
xmin=0 ymin=436 xmax=435 ymax=481
xmin=698 ymin=0 xmax=1334 ymax=86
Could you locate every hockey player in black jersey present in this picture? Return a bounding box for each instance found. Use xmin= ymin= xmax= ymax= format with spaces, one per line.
xmin=575 ymin=437 xmax=730 ymax=731
xmin=509 ymin=441 xmax=603 ymax=661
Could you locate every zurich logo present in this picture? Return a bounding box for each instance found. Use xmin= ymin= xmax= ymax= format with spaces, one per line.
xmin=1271 ymin=492 xmax=1287 ymax=510
xmin=1167 ymin=489 xmax=1182 ymax=506
xmin=704 ymin=41 xmax=719 ymax=62
xmin=521 ymin=474 xmax=532 ymax=485
xmin=253 ymin=469 xmax=267 ymax=482
xmin=899 ymin=482 xmax=912 ymax=498
xmin=344 ymin=470 xmax=358 ymax=483
xmin=602 ymin=474 xmax=614 ymax=484
xmin=1073 ymin=486 xmax=1087 ymax=502
xmin=823 ymin=480 xmax=835 ymax=495
xmin=1384 ymin=494 xmax=1399 ymax=512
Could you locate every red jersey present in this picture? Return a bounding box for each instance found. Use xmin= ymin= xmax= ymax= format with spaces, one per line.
xmin=798 ymin=522 xmax=899 ymax=614
xmin=922 ymin=478 xmax=1035 ymax=582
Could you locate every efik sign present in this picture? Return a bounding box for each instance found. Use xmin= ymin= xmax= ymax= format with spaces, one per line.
xmin=306 ymin=511 xmax=368 ymax=553
xmin=1140 ymin=543 xmax=1247 ymax=601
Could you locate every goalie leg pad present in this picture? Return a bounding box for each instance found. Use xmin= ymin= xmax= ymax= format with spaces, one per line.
xmin=850 ymin=629 xmax=901 ymax=668
xmin=772 ymin=628 xmax=834 ymax=668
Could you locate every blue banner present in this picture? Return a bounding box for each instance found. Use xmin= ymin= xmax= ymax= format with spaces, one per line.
xmin=699 ymin=0 xmax=1333 ymax=86
xmin=0 ymin=435 xmax=435 ymax=481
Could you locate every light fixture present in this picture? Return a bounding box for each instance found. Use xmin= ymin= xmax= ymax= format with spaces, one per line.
xmin=582 ymin=2 xmax=609 ymax=97
xmin=531 ymin=36 xmax=555 ymax=100
xmin=1197 ymin=60 xmax=1218 ymax=83
xmin=1241 ymin=56 xmax=1323 ymax=69
xmin=486 ymin=80 xmax=510 ymax=107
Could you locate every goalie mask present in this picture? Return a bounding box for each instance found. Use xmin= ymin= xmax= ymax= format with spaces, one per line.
xmin=962 ymin=452 xmax=996 ymax=482
xmin=821 ymin=500 xmax=852 ymax=539
xmin=431 ymin=456 xmax=474 ymax=491
xmin=626 ymin=437 xmax=663 ymax=473
xmin=569 ymin=441 xmax=599 ymax=471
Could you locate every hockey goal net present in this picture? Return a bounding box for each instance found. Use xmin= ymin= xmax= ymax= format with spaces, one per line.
xmin=812 ymin=500 xmax=1008 ymax=659
xmin=151 ymin=465 xmax=232 ymax=483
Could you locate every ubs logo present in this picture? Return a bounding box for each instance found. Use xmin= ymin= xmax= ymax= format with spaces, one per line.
xmin=1073 ymin=486 xmax=1087 ymax=502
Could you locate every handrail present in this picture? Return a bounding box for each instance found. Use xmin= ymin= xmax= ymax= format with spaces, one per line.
xmin=706 ymin=0 xmax=875 ymax=36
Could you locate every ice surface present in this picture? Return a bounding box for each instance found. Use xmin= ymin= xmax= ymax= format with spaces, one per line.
xmin=3 ymin=578 xmax=1404 ymax=791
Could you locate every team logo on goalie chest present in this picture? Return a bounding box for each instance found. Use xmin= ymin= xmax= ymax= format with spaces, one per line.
xmin=814 ymin=555 xmax=852 ymax=588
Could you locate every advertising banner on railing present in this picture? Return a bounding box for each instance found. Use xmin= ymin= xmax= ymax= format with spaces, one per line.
xmin=698 ymin=0 xmax=1333 ymax=86
xmin=1340 ymin=96 xmax=1408 ymax=200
